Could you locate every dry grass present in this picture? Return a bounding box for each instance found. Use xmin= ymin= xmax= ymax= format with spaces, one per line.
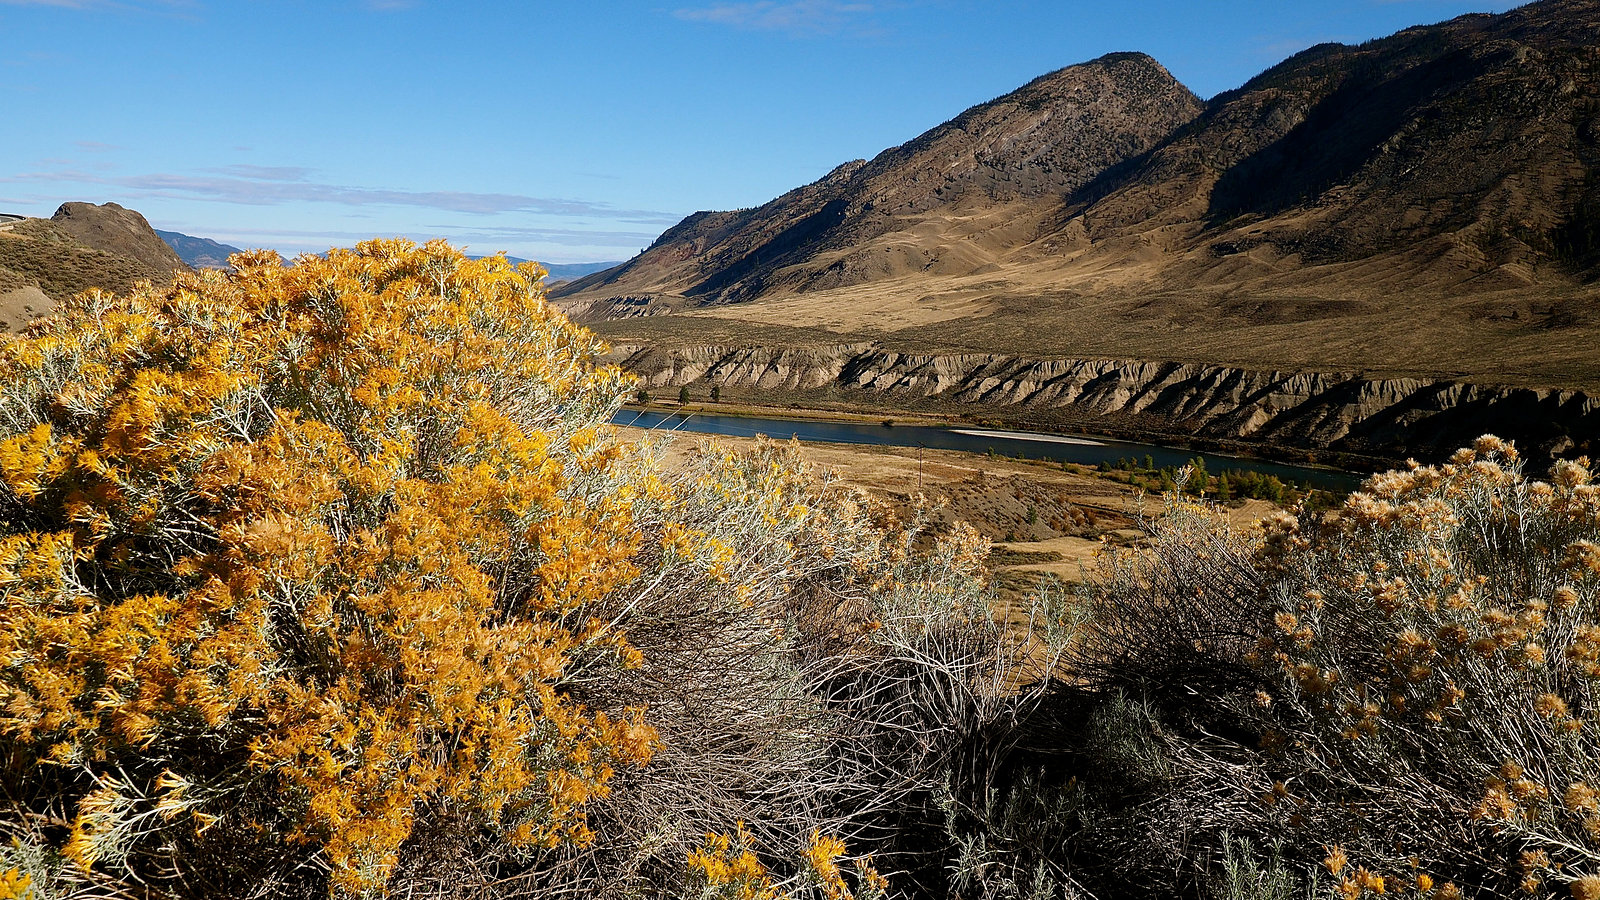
xmin=590 ymin=254 xmax=1600 ymax=392
xmin=0 ymin=219 xmax=170 ymax=304
xmin=0 ymin=286 xmax=52 ymax=334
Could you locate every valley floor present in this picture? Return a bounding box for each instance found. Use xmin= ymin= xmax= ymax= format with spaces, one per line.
xmin=618 ymin=422 xmax=1283 ymax=599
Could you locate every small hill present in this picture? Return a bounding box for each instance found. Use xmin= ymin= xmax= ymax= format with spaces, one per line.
xmin=156 ymin=229 xmax=244 ymax=269
xmin=50 ymin=202 xmax=189 ymax=278
xmin=0 ymin=202 xmax=194 ymax=331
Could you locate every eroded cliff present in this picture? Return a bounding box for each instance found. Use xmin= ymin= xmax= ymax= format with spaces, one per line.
xmin=614 ymin=342 xmax=1598 ymax=469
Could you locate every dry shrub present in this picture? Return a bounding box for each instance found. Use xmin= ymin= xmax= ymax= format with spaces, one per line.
xmin=0 ymin=240 xmax=1074 ymax=899
xmin=505 ymin=437 xmax=1081 ymax=900
xmin=1069 ymin=439 xmax=1600 ymax=898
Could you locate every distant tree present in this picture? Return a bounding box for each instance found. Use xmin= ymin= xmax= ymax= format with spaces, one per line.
xmin=636 ymin=387 xmax=651 ymax=405
xmin=710 ymin=384 xmax=721 ymax=402
xmin=1263 ymin=474 xmax=1285 ymax=504
xmin=678 ymin=384 xmax=690 ymax=404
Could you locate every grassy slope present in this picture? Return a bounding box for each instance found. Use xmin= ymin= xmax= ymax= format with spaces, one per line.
xmin=0 ymin=219 xmax=171 ymax=303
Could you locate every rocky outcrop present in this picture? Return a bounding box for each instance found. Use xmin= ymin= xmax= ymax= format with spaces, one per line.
xmin=614 ymin=343 xmax=1598 ymax=468
xmin=51 ymin=202 xmax=189 ymax=278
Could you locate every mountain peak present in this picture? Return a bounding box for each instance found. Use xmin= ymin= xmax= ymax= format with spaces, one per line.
xmin=557 ymin=51 xmax=1203 ymax=304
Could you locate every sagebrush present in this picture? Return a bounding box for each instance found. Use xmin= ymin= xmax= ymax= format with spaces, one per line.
xmin=0 ymin=240 xmax=1070 ymax=899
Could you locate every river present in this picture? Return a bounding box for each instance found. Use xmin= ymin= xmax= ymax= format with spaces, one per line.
xmin=611 ymin=408 xmax=1364 ymax=492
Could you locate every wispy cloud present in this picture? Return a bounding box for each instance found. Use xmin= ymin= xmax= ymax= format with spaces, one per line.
xmin=207 ymin=225 xmax=657 ymax=246
xmin=5 ymin=166 xmax=683 ymax=224
xmin=674 ymin=0 xmax=880 ymax=36
xmin=74 ymin=140 xmax=121 ymax=153
xmin=170 ymin=224 xmax=657 ymax=259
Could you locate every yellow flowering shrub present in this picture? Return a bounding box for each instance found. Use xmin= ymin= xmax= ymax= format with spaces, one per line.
xmin=1250 ymin=438 xmax=1600 ymax=891
xmin=685 ymin=826 xmax=887 ymax=900
xmin=689 ymin=825 xmax=781 ymax=900
xmin=0 ymin=241 xmax=657 ymax=896
xmin=0 ymin=238 xmax=1079 ymax=899
xmin=0 ymin=869 xmax=28 ymax=900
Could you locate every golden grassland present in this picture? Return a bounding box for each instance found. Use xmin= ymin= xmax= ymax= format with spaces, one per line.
xmin=588 ymin=263 xmax=1600 ymax=394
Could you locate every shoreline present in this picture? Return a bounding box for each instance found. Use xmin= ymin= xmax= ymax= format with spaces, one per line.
xmin=615 ymin=399 xmax=1369 ymax=479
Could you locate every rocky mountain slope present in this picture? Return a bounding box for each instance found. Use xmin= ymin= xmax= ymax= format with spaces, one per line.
xmin=1064 ymin=0 xmax=1600 ymax=290
xmin=563 ymin=0 xmax=1600 ymax=317
xmin=559 ymin=0 xmax=1600 ymax=463
xmin=0 ymin=202 xmax=192 ymax=331
xmin=559 ymin=52 xmax=1203 ymax=305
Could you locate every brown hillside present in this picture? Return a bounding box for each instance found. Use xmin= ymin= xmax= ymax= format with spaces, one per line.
xmin=0 ymin=205 xmax=192 ymax=330
xmin=562 ymin=0 xmax=1600 ymax=393
xmin=50 ymin=202 xmax=189 ymax=278
xmin=557 ymin=52 xmax=1203 ymax=307
xmin=1067 ymin=0 xmax=1600 ymax=284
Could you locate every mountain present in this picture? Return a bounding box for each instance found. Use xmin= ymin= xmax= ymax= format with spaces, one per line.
xmin=543 ymin=261 xmax=624 ymax=283
xmin=156 ymin=229 xmax=244 ymax=269
xmin=559 ymin=52 xmax=1202 ymax=308
xmin=557 ymin=0 xmax=1600 ymax=398
xmin=1065 ymin=0 xmax=1600 ymax=287
xmin=0 ymin=202 xmax=193 ymax=332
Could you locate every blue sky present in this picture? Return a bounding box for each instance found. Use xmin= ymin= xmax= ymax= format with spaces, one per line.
xmin=0 ymin=0 xmax=1522 ymax=264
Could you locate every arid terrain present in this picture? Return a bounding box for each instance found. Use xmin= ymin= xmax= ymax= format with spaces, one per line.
xmin=561 ymin=0 xmax=1600 ymax=466
xmin=0 ymin=202 xmax=190 ymax=331
xmin=627 ymin=423 xmax=1282 ymax=605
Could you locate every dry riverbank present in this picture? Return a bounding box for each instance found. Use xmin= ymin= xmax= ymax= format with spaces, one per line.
xmin=618 ymin=424 xmax=1283 ymax=600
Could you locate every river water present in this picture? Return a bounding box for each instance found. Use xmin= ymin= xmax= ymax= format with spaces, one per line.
xmin=611 ymin=409 xmax=1365 ymax=492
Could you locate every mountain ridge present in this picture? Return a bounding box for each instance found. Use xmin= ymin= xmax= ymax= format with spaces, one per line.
xmin=559 ymin=51 xmax=1204 ymax=304
xmin=558 ymin=0 xmax=1600 ymax=412
xmin=156 ymin=229 xmax=244 ymax=269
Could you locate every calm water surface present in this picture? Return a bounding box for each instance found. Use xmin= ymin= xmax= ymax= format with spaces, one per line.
xmin=611 ymin=409 xmax=1364 ymax=492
